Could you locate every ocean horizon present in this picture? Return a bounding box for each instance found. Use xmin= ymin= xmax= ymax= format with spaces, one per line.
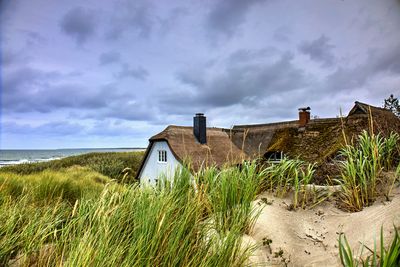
xmin=0 ymin=148 xmax=145 ymax=167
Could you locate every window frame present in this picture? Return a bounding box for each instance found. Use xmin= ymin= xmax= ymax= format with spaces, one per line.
xmin=158 ymin=150 xmax=167 ymax=163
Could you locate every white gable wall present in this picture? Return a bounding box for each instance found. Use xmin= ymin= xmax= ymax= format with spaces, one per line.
xmin=138 ymin=141 xmax=182 ymax=184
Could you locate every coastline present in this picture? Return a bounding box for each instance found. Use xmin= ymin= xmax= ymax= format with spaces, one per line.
xmin=0 ymin=148 xmax=145 ymax=167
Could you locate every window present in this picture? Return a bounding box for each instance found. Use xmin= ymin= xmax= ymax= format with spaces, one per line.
xmin=158 ymin=150 xmax=167 ymax=162
xmin=264 ymin=151 xmax=283 ymax=162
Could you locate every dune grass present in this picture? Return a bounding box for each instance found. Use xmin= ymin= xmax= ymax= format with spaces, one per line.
xmin=339 ymin=227 xmax=400 ymax=266
xmin=261 ymin=158 xmax=315 ymax=209
xmin=0 ymin=151 xmax=144 ymax=184
xmin=0 ymin=166 xmax=113 ymax=204
xmin=0 ymin=162 xmax=263 ymax=266
xmin=3 ymin=133 xmax=399 ymax=265
xmin=336 ymin=130 xmax=400 ymax=212
xmin=198 ymin=162 xmax=265 ymax=234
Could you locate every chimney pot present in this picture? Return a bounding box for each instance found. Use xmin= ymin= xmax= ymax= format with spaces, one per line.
xmin=298 ymin=107 xmax=311 ymax=127
xmin=194 ymin=113 xmax=207 ymax=144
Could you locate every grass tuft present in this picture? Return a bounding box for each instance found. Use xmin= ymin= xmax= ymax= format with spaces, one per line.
xmin=336 ymin=130 xmax=399 ymax=212
xmin=338 ymin=226 xmax=400 ymax=266
xmin=261 ymin=158 xmax=315 ymax=209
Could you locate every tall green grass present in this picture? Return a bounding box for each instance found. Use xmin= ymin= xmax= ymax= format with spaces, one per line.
xmin=382 ymin=132 xmax=400 ymax=171
xmin=337 ymin=131 xmax=399 ymax=212
xmin=262 ymin=158 xmax=315 ymax=209
xmin=0 ymin=163 xmax=262 ymax=266
xmin=0 ymin=166 xmax=112 ymax=204
xmin=0 ymin=196 xmax=70 ymax=265
xmin=0 ymin=151 xmax=144 ymax=184
xmin=198 ymin=162 xmax=264 ymax=233
xmin=339 ymin=227 xmax=400 ymax=266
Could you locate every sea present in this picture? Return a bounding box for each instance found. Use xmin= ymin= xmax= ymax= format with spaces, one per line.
xmin=0 ymin=148 xmax=145 ymax=167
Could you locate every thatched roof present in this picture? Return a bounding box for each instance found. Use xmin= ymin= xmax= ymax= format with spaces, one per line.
xmin=258 ymin=104 xmax=397 ymax=159
xmin=260 ymin=118 xmax=343 ymax=162
xmin=137 ymin=101 xmax=400 ymax=181
xmin=231 ymin=120 xmax=298 ymax=158
xmin=347 ymin=101 xmax=400 ymax=135
xmin=139 ymin=126 xmax=247 ymax=174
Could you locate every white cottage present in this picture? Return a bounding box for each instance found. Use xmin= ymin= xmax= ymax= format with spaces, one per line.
xmin=137 ymin=140 xmax=182 ymax=184
xmin=136 ymin=113 xmax=246 ymax=184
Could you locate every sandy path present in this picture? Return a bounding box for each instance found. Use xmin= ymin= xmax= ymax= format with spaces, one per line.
xmin=246 ymin=187 xmax=400 ymax=266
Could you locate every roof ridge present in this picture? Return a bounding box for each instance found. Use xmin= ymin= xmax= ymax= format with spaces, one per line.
xmin=355 ymin=101 xmax=389 ymax=112
xmin=165 ymin=125 xmax=231 ymax=131
xmin=233 ymin=120 xmax=299 ymax=128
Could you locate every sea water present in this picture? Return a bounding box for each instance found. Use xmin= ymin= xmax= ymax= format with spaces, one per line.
xmin=0 ymin=148 xmax=144 ymax=167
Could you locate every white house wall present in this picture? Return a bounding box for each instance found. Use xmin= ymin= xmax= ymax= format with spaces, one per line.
xmin=139 ymin=141 xmax=182 ymax=184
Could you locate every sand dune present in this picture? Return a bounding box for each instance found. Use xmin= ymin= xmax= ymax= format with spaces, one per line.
xmin=246 ymin=186 xmax=400 ymax=266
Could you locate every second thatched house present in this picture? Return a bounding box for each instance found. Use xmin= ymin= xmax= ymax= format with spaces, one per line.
xmin=137 ymin=101 xmax=400 ymax=184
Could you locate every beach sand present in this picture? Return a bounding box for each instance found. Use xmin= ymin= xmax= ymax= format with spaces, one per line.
xmin=245 ymin=186 xmax=400 ymax=266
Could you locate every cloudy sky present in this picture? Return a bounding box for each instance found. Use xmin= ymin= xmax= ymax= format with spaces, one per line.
xmin=1 ymin=0 xmax=400 ymax=149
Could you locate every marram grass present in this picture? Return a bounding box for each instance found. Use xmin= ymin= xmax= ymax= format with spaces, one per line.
xmin=197 ymin=162 xmax=265 ymax=234
xmin=0 ymin=162 xmax=262 ymax=266
xmin=336 ymin=130 xmax=399 ymax=212
xmin=261 ymin=157 xmax=315 ymax=209
xmin=0 ymin=151 xmax=144 ymax=184
xmin=0 ymin=166 xmax=112 ymax=204
xmin=339 ymin=226 xmax=400 ymax=266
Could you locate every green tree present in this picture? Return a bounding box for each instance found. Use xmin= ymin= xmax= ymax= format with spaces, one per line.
xmin=383 ymin=94 xmax=400 ymax=118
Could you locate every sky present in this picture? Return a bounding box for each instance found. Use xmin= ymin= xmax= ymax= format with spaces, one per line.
xmin=1 ymin=0 xmax=400 ymax=149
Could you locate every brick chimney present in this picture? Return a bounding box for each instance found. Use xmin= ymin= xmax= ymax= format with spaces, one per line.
xmin=298 ymin=107 xmax=311 ymax=127
xmin=193 ymin=113 xmax=207 ymax=144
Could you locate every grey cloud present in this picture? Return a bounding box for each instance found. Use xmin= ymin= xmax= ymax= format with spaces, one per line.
xmin=200 ymin=53 xmax=306 ymax=107
xmin=42 ymin=84 xmax=108 ymax=111
xmin=67 ymin=71 xmax=83 ymax=77
xmin=369 ymin=44 xmax=400 ymax=74
xmin=2 ymin=67 xmax=108 ymax=113
xmin=325 ymin=66 xmax=368 ymax=92
xmin=298 ymin=35 xmax=336 ymax=67
xmin=2 ymin=65 xmax=153 ymax=122
xmin=273 ymin=26 xmax=291 ymax=42
xmin=115 ymin=64 xmax=149 ymax=80
xmin=86 ymin=120 xmax=151 ymax=137
xmin=99 ymin=51 xmax=121 ymax=65
xmin=158 ymin=7 xmax=188 ymax=36
xmin=4 ymin=121 xmax=85 ymax=136
xmin=2 ymin=67 xmax=60 ymax=96
xmin=105 ymin=0 xmax=153 ymax=40
xmin=228 ymin=48 xmax=278 ymax=64
xmin=175 ymin=67 xmax=206 ymax=88
xmin=2 ymin=51 xmax=15 ymax=67
xmin=161 ymin=51 xmax=308 ymax=114
xmin=20 ymin=30 xmax=46 ymax=46
xmin=83 ymin=98 xmax=156 ymax=122
xmin=324 ymin=42 xmax=400 ymax=92
xmin=2 ymin=50 xmax=30 ymax=67
xmin=0 ymin=0 xmax=18 ymax=25
xmin=206 ymin=0 xmax=267 ymax=40
xmin=60 ymin=6 xmax=97 ymax=44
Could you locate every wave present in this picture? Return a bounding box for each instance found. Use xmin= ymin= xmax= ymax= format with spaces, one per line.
xmin=0 ymin=157 xmax=63 ymax=167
